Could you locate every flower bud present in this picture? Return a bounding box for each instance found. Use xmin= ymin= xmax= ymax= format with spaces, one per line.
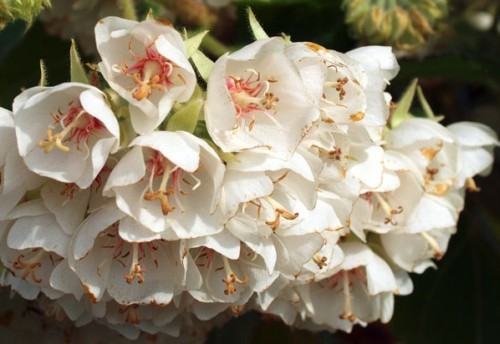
xmin=342 ymin=0 xmax=448 ymax=51
xmin=0 ymin=0 xmax=51 ymax=29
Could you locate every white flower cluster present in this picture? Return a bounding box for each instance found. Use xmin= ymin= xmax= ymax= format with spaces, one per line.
xmin=0 ymin=16 xmax=497 ymax=340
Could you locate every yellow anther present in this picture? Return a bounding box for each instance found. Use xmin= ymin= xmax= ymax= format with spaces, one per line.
xmin=223 ymin=273 xmax=249 ymax=295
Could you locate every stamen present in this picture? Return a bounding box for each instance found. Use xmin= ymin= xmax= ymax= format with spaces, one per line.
xmin=420 ymin=141 xmax=443 ymax=160
xmin=226 ymin=69 xmax=280 ymax=131
xmin=313 ymin=254 xmax=328 ymax=269
xmin=195 ymin=247 xmax=215 ymax=267
xmin=121 ymin=41 xmax=178 ymax=101
xmin=222 ymin=257 xmax=248 ymax=295
xmin=38 ymin=104 xmax=104 ymax=153
xmin=339 ymin=270 xmax=356 ymax=322
xmin=12 ymin=249 xmax=45 ymax=283
xmin=325 ymin=77 xmax=349 ymax=101
xmin=124 ymin=243 xmax=146 ymax=284
xmin=263 ymin=196 xmax=299 ymax=231
xmin=373 ymin=192 xmax=402 ymax=225
xmin=420 ymin=232 xmax=443 ymax=259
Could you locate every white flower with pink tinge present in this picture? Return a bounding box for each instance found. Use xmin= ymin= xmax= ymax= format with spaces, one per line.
xmin=104 ymin=131 xmax=226 ymax=239
xmin=14 ymin=83 xmax=120 ymax=189
xmin=95 ymin=16 xmax=196 ymax=134
xmin=205 ymin=37 xmax=319 ymax=159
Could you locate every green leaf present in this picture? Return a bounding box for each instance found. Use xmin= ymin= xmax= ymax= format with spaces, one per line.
xmin=185 ymin=30 xmax=209 ymax=58
xmin=38 ymin=59 xmax=47 ymax=86
xmin=247 ymin=7 xmax=269 ymax=40
xmin=70 ymin=39 xmax=89 ymax=84
xmin=191 ymin=50 xmax=214 ymax=82
xmin=166 ymin=98 xmax=203 ymax=133
xmin=390 ymin=78 xmax=417 ymax=128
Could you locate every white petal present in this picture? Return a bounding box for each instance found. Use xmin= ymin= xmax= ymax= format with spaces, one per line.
xmin=7 ymin=214 xmax=69 ymax=257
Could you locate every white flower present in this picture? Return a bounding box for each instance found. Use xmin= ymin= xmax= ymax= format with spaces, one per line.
xmin=104 ymin=131 xmax=226 ymax=239
xmin=14 ymin=83 xmax=120 ymax=189
xmin=205 ymin=37 xmax=319 ymax=159
xmin=385 ymin=118 xmax=459 ymax=197
xmin=0 ymin=199 xmax=70 ymax=300
xmin=295 ymin=243 xmax=406 ymax=332
xmin=303 ymin=122 xmax=386 ymax=200
xmin=288 ymin=43 xmax=398 ymax=142
xmin=68 ymin=204 xmax=185 ymax=305
xmin=286 ymin=43 xmax=368 ymax=126
xmin=95 ymin=16 xmax=196 ymax=134
xmin=188 ymin=244 xmax=278 ymax=307
xmin=447 ymin=121 xmax=499 ymax=188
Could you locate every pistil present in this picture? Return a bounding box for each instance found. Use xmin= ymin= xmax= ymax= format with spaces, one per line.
xmin=222 ymin=257 xmax=248 ymax=295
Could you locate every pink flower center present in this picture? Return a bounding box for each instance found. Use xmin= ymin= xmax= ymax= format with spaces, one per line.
xmin=226 ymin=69 xmax=279 ymax=131
xmin=143 ymin=150 xmax=200 ymax=215
xmin=39 ymin=101 xmax=105 ymax=153
xmin=122 ymin=44 xmax=179 ymax=101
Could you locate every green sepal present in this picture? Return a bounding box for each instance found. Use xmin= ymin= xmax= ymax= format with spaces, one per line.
xmin=70 ymin=39 xmax=89 ymax=84
xmin=247 ymin=7 xmax=269 ymax=40
xmin=191 ymin=50 xmax=214 ymax=82
xmin=166 ymin=87 xmax=204 ymax=133
xmin=185 ymin=30 xmax=209 ymax=58
xmin=204 ymin=138 xmax=238 ymax=163
xmin=390 ymin=78 xmax=417 ymax=128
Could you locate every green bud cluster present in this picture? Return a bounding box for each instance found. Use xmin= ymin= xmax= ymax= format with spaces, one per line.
xmin=0 ymin=0 xmax=51 ymax=29
xmin=342 ymin=0 xmax=448 ymax=51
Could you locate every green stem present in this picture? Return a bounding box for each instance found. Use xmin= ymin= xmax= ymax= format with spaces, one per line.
xmin=200 ymin=33 xmax=230 ymax=57
xmin=117 ymin=0 xmax=137 ymax=21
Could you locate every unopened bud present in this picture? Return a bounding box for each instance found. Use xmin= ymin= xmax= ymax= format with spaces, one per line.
xmin=0 ymin=0 xmax=51 ymax=29
xmin=341 ymin=0 xmax=448 ymax=51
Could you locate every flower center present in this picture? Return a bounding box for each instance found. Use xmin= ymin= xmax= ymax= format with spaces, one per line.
xmin=143 ymin=150 xmax=201 ymax=215
xmin=324 ymin=77 xmax=349 ymax=101
xmin=194 ymin=247 xmax=215 ymax=268
xmin=38 ymin=101 xmax=104 ymax=153
xmin=221 ymin=256 xmax=248 ymax=295
xmin=327 ymin=268 xmax=367 ymax=322
xmin=363 ymin=192 xmax=403 ymax=226
xmin=98 ymin=224 xmax=160 ymax=285
xmin=11 ymin=248 xmax=50 ymax=283
xmin=121 ymin=43 xmax=180 ymax=101
xmin=226 ymin=69 xmax=280 ymax=131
